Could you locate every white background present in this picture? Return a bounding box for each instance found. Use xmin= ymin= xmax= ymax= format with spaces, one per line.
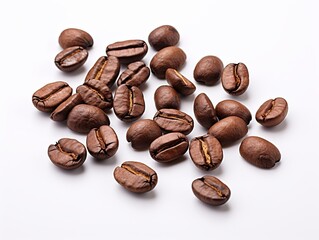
xmin=1 ymin=0 xmax=319 ymax=239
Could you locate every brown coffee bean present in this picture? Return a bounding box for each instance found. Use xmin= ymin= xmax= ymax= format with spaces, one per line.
xmin=165 ymin=68 xmax=196 ymax=96
xmin=86 ymin=125 xmax=118 ymax=160
xmin=67 ymin=104 xmax=110 ymax=133
xmin=149 ymin=132 xmax=189 ymax=163
xmin=154 ymin=85 xmax=180 ymax=110
xmin=113 ymin=85 xmax=145 ymax=122
xmin=85 ymin=56 xmax=120 ymax=88
xmin=150 ymin=46 xmax=186 ymax=79
xmin=153 ymin=108 xmax=194 ymax=135
xmin=255 ymin=97 xmax=288 ymax=127
xmin=32 ymin=81 xmax=72 ymax=113
xmin=189 ymin=135 xmax=223 ymax=171
xmin=192 ymin=175 xmax=231 ymax=206
xmin=106 ymin=40 xmax=148 ymax=64
xmin=208 ymin=116 xmax=248 ymax=145
xmin=221 ymin=63 xmax=249 ymax=95
xmin=114 ymin=161 xmax=158 ymax=193
xmin=54 ymin=46 xmax=88 ymax=72
xmin=50 ymin=93 xmax=84 ymax=121
xmin=240 ymin=136 xmax=281 ymax=169
xmin=76 ymin=79 xmax=113 ymax=111
xmin=193 ymin=56 xmax=223 ymax=85
xmin=148 ymin=25 xmax=180 ymax=51
xmin=117 ymin=61 xmax=150 ymax=87
xmin=58 ymin=28 xmax=93 ymax=49
xmin=193 ymin=93 xmax=218 ymax=129
xmin=126 ymin=119 xmax=162 ymax=150
xmin=215 ymin=99 xmax=252 ymax=124
xmin=48 ymin=138 xmax=87 ymax=170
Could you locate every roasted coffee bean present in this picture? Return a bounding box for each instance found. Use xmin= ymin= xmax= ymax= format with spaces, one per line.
xmin=50 ymin=93 xmax=84 ymax=121
xmin=193 ymin=56 xmax=223 ymax=85
xmin=193 ymin=93 xmax=218 ymax=129
xmin=126 ymin=119 xmax=162 ymax=150
xmin=208 ymin=116 xmax=248 ymax=145
xmin=215 ymin=99 xmax=252 ymax=124
xmin=32 ymin=81 xmax=72 ymax=112
xmin=106 ymin=40 xmax=148 ymax=64
xmin=165 ymin=68 xmax=196 ymax=96
xmin=192 ymin=175 xmax=231 ymax=206
xmin=189 ymin=135 xmax=223 ymax=171
xmin=153 ymin=108 xmax=194 ymax=135
xmin=148 ymin=25 xmax=180 ymax=51
xmin=117 ymin=61 xmax=150 ymax=87
xmin=86 ymin=125 xmax=118 ymax=160
xmin=48 ymin=138 xmax=87 ymax=170
xmin=58 ymin=28 xmax=93 ymax=49
xmin=150 ymin=46 xmax=186 ymax=79
xmin=85 ymin=56 xmax=120 ymax=88
xmin=113 ymin=85 xmax=145 ymax=122
xmin=67 ymin=104 xmax=110 ymax=133
xmin=154 ymin=85 xmax=180 ymax=110
xmin=149 ymin=132 xmax=189 ymax=163
xmin=54 ymin=46 xmax=88 ymax=72
xmin=240 ymin=136 xmax=281 ymax=169
xmin=76 ymin=79 xmax=113 ymax=111
xmin=114 ymin=161 xmax=158 ymax=193
xmin=255 ymin=97 xmax=288 ymax=127
xmin=221 ymin=63 xmax=249 ymax=96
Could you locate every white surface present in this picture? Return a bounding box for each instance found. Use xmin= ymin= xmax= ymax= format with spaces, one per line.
xmin=1 ymin=0 xmax=319 ymax=239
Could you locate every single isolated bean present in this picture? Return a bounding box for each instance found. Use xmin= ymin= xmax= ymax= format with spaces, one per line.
xmin=165 ymin=68 xmax=196 ymax=96
xmin=193 ymin=93 xmax=218 ymax=129
xmin=58 ymin=28 xmax=93 ymax=49
xmin=215 ymin=99 xmax=252 ymax=124
xmin=221 ymin=63 xmax=249 ymax=96
xmin=117 ymin=61 xmax=150 ymax=87
xmin=148 ymin=25 xmax=180 ymax=51
xmin=193 ymin=56 xmax=223 ymax=85
xmin=55 ymin=46 xmax=88 ymax=72
xmin=154 ymin=85 xmax=181 ymax=110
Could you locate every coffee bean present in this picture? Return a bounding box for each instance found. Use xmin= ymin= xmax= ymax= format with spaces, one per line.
xmin=255 ymin=97 xmax=288 ymax=127
xmin=193 ymin=56 xmax=223 ymax=85
xmin=58 ymin=28 xmax=93 ymax=49
xmin=50 ymin=93 xmax=84 ymax=121
xmin=86 ymin=125 xmax=118 ymax=160
xmin=240 ymin=136 xmax=281 ymax=169
xmin=153 ymin=108 xmax=194 ymax=135
xmin=76 ymin=79 xmax=113 ymax=111
xmin=193 ymin=93 xmax=218 ymax=129
xmin=150 ymin=46 xmax=186 ymax=79
xmin=208 ymin=116 xmax=248 ymax=145
xmin=54 ymin=46 xmax=88 ymax=72
xmin=113 ymin=85 xmax=145 ymax=122
xmin=117 ymin=61 xmax=150 ymax=87
xmin=67 ymin=104 xmax=110 ymax=133
xmin=149 ymin=132 xmax=189 ymax=163
xmin=221 ymin=63 xmax=249 ymax=95
xmin=165 ymin=68 xmax=196 ymax=96
xmin=114 ymin=161 xmax=158 ymax=193
xmin=148 ymin=25 xmax=180 ymax=51
xmin=215 ymin=99 xmax=252 ymax=124
xmin=154 ymin=85 xmax=180 ymax=110
xmin=192 ymin=175 xmax=231 ymax=206
xmin=48 ymin=138 xmax=87 ymax=170
xmin=126 ymin=119 xmax=162 ymax=150
xmin=32 ymin=81 xmax=72 ymax=112
xmin=189 ymin=135 xmax=223 ymax=171
xmin=85 ymin=56 xmax=120 ymax=88
xmin=106 ymin=40 xmax=148 ymax=64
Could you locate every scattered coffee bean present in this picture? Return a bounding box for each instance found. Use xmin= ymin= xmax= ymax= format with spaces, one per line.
xmin=58 ymin=28 xmax=93 ymax=49
xmin=193 ymin=56 xmax=223 ymax=85
xmin=240 ymin=136 xmax=281 ymax=169
xmin=54 ymin=46 xmax=88 ymax=72
xmin=221 ymin=63 xmax=249 ymax=96
xmin=189 ymin=135 xmax=223 ymax=171
xmin=114 ymin=161 xmax=158 ymax=193
xmin=215 ymin=99 xmax=252 ymax=124
xmin=149 ymin=132 xmax=189 ymax=163
xmin=86 ymin=125 xmax=118 ymax=160
xmin=154 ymin=85 xmax=180 ymax=110
xmin=32 ymin=81 xmax=72 ymax=113
xmin=117 ymin=61 xmax=150 ymax=87
xmin=193 ymin=93 xmax=218 ymax=129
xmin=126 ymin=119 xmax=162 ymax=150
xmin=192 ymin=175 xmax=231 ymax=206
xmin=148 ymin=25 xmax=180 ymax=51
xmin=255 ymin=97 xmax=288 ymax=127
xmin=165 ymin=68 xmax=196 ymax=96
xmin=48 ymin=138 xmax=87 ymax=170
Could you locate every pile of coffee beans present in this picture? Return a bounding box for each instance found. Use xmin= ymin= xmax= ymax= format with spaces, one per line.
xmin=32 ymin=25 xmax=288 ymax=207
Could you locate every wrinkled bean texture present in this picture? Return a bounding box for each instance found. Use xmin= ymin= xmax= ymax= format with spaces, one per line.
xmin=55 ymin=46 xmax=88 ymax=72
xmin=221 ymin=63 xmax=249 ymax=96
xmin=58 ymin=28 xmax=93 ymax=49
xmin=154 ymin=85 xmax=180 ymax=110
xmin=215 ymin=99 xmax=252 ymax=124
xmin=193 ymin=93 xmax=218 ymax=129
xmin=50 ymin=93 xmax=83 ymax=121
xmin=194 ymin=56 xmax=223 ymax=85
xmin=148 ymin=25 xmax=180 ymax=51
xmin=117 ymin=61 xmax=150 ymax=87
